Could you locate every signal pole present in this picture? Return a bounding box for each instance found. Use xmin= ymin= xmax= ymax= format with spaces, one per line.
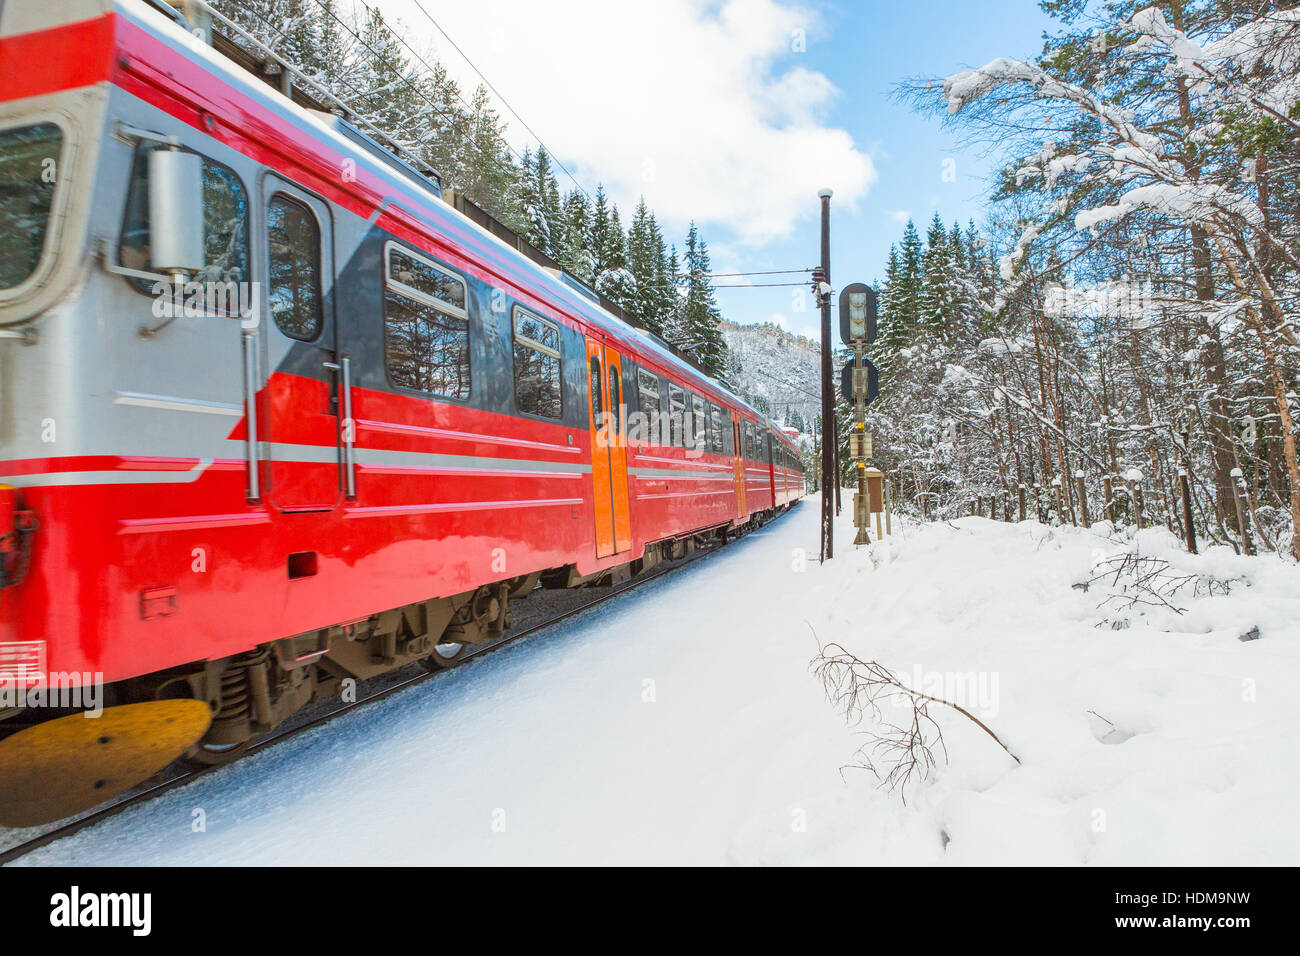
xmin=838 ymin=283 xmax=879 ymax=544
xmin=816 ymin=188 xmax=834 ymax=562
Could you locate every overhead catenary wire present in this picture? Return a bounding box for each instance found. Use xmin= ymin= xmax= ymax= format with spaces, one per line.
xmin=403 ymin=0 xmax=591 ymax=203
xmin=747 ymin=365 xmax=821 ymax=400
xmin=266 ymin=0 xmax=459 ymax=125
xmin=297 ymin=0 xmax=539 ymax=179
xmin=706 ymin=269 xmax=815 ymax=277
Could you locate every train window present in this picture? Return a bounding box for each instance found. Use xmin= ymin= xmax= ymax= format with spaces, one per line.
xmin=119 ymin=144 xmax=250 ymax=296
xmin=589 ymin=357 xmax=603 ymax=421
xmin=383 ymin=243 xmax=470 ymax=399
xmin=0 ymin=122 xmax=62 ymax=291
xmin=709 ymin=405 xmax=724 ymax=454
xmin=387 ymin=246 xmax=467 ymax=314
xmin=668 ymin=384 xmax=686 ymax=447
xmin=608 ymin=364 xmax=623 ymax=436
xmin=266 ymin=194 xmax=322 ymax=341
xmin=512 ymin=306 xmax=562 ymax=419
xmin=637 ymin=369 xmax=661 ymax=444
xmin=690 ymin=394 xmax=706 ymax=453
xmin=744 ymin=423 xmax=754 ymax=460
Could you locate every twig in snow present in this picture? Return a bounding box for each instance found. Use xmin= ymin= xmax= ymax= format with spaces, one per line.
xmin=809 ymin=636 xmax=1021 ymax=804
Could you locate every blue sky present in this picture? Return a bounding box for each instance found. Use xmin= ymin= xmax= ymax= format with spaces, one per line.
xmin=374 ymin=0 xmax=1059 ymax=339
xmin=711 ymin=0 xmax=1058 ymax=337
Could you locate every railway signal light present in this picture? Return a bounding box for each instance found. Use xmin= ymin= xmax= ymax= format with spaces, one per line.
xmin=839 ymin=282 xmax=877 ymax=346
xmin=840 ymin=358 xmax=879 ymax=405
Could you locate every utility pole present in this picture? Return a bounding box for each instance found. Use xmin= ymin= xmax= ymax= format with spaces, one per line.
xmin=811 ymin=415 xmax=820 ymax=492
xmin=816 ymin=188 xmax=834 ymax=562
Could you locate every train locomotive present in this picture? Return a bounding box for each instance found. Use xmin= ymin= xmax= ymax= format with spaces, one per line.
xmin=0 ymin=0 xmax=804 ymax=825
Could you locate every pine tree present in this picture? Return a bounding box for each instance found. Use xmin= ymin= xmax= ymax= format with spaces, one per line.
xmin=649 ymin=215 xmax=676 ymax=334
xmin=460 ymin=85 xmax=523 ymax=230
xmin=588 ymin=186 xmax=612 ymax=280
xmin=877 ymin=244 xmax=907 ymax=352
xmin=595 ymin=204 xmax=636 ymax=315
xmin=517 ymin=149 xmax=542 ymax=246
xmin=921 ymin=211 xmax=956 ymax=339
xmin=558 ymin=190 xmax=594 ymax=283
xmin=662 ymin=244 xmax=683 ymax=342
xmin=518 ymin=148 xmax=563 ymax=257
xmin=676 ymin=223 xmax=728 ymax=377
xmin=534 ymin=147 xmax=564 ymax=258
xmin=352 ymin=8 xmax=421 ymax=145
xmin=894 ymin=219 xmax=924 ymax=339
xmin=626 ymin=198 xmax=662 ymax=334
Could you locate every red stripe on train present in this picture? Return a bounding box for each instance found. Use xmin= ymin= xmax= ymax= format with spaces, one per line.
xmin=0 ymin=13 xmax=116 ymax=103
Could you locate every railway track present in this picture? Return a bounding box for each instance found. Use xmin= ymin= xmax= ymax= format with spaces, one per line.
xmin=0 ymin=517 xmax=784 ymax=865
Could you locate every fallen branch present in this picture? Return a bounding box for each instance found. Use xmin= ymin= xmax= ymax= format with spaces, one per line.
xmin=809 ymin=634 xmax=1020 ymax=803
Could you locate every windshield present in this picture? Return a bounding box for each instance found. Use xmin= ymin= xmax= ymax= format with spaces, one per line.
xmin=0 ymin=122 xmax=63 ymax=291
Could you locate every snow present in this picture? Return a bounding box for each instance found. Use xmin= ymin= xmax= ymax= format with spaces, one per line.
xmin=1075 ymin=182 xmax=1265 ymax=232
xmin=999 ymin=224 xmax=1039 ymax=281
xmin=721 ymin=319 xmax=820 ymax=431
xmin=13 ymin=499 xmax=1300 ymax=865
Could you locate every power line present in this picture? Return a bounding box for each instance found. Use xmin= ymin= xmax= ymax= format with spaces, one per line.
xmin=293 ymin=0 xmax=458 ymax=124
xmin=633 ymin=281 xmax=811 ymax=290
xmin=707 ymin=268 xmax=814 ymax=278
xmin=403 ymin=0 xmax=591 ymax=202
xmin=747 ymin=365 xmax=820 ymax=400
xmin=302 ymin=0 xmax=540 ymax=178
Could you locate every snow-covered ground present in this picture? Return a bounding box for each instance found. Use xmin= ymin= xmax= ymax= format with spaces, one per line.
xmin=16 ymin=497 xmax=1300 ymax=865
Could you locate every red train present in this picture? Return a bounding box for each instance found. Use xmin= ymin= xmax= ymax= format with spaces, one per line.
xmin=0 ymin=0 xmax=803 ymax=825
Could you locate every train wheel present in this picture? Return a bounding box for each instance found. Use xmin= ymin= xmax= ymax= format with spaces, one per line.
xmin=184 ymin=738 xmax=252 ymax=767
xmin=424 ymin=640 xmax=470 ymax=669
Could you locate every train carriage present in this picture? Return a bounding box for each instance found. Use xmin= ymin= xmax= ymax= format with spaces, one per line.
xmin=0 ymin=0 xmax=803 ymax=824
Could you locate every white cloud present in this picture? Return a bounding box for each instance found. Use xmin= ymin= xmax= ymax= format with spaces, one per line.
xmin=369 ymin=0 xmax=875 ymax=245
xmin=886 ymin=209 xmax=912 ymax=224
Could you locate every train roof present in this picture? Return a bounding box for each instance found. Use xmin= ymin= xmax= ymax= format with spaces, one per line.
xmin=123 ymin=0 xmax=800 ymax=445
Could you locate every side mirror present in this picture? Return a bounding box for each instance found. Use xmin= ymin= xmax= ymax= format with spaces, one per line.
xmin=148 ymin=149 xmax=204 ymax=274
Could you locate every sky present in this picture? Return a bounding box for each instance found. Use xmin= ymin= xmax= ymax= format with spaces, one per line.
xmin=362 ymin=0 xmax=1058 ymax=339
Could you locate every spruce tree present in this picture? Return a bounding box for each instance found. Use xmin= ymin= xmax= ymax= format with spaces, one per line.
xmin=877 ymin=244 xmax=906 ymax=351
xmin=595 ymin=204 xmax=636 ymax=315
xmin=677 ymin=223 xmax=728 ymax=377
xmin=649 ymin=216 xmax=676 ymax=334
xmin=627 ymin=199 xmax=662 ymax=333
xmin=894 ymin=219 xmax=924 ymax=339
xmin=588 ymin=186 xmax=612 ymax=280
xmin=921 ymin=211 xmax=955 ymax=339
xmin=559 ymin=190 xmax=594 ymax=283
xmin=534 ymin=147 xmax=564 ymax=259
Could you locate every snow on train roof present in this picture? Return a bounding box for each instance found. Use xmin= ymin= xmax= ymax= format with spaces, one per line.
xmin=124 ymin=0 xmax=791 ymax=437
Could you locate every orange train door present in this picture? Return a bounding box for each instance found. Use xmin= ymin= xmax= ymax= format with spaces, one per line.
xmin=731 ymin=413 xmax=746 ymax=517
xmin=766 ymin=429 xmax=777 ymax=501
xmin=585 ymin=339 xmax=632 ymax=558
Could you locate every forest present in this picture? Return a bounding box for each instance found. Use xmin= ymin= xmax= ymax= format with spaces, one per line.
xmin=854 ymin=0 xmax=1300 ymax=560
